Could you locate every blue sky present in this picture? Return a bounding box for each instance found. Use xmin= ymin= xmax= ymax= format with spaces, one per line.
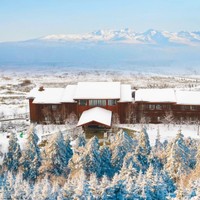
xmin=0 ymin=0 xmax=200 ymax=42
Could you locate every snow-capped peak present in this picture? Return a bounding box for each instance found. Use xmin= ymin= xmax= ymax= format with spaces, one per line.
xmin=39 ymin=29 xmax=200 ymax=46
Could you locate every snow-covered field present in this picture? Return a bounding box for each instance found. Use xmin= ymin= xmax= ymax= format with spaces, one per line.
xmin=119 ymin=124 xmax=200 ymax=146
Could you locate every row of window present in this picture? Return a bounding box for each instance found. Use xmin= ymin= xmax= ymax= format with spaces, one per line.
xmin=144 ymin=104 xmax=171 ymax=110
xmin=79 ymin=99 xmax=117 ymax=106
xmin=143 ymin=104 xmax=200 ymax=111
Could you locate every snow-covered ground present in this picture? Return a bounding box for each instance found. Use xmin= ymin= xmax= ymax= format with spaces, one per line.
xmin=119 ymin=124 xmax=200 ymax=146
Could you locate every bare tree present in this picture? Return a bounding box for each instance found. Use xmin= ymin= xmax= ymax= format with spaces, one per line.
xmin=65 ymin=112 xmax=78 ymax=127
xmin=112 ymin=113 xmax=120 ymax=125
xmin=125 ymin=104 xmax=136 ymax=124
xmin=42 ymin=106 xmax=52 ymax=124
xmin=161 ymin=110 xmax=174 ymax=128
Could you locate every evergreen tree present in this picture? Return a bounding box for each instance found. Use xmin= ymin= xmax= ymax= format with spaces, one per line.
xmin=154 ymin=128 xmax=163 ymax=151
xmin=75 ymin=134 xmax=86 ymax=148
xmin=41 ymin=131 xmax=72 ymax=176
xmin=11 ymin=172 xmax=32 ymax=200
xmin=196 ymin=144 xmax=200 ymax=168
xmin=111 ymin=173 xmax=127 ymax=200
xmin=100 ymin=145 xmax=113 ymax=178
xmin=73 ymin=170 xmax=93 ymax=199
xmin=0 ymin=172 xmax=15 ymax=200
xmin=65 ymin=136 xmax=73 ymax=163
xmin=32 ymin=178 xmax=50 ymax=200
xmin=111 ymin=130 xmax=136 ymax=174
xmin=62 ymin=178 xmax=76 ymax=199
xmin=83 ymin=136 xmax=101 ymax=177
xmin=89 ymin=173 xmax=100 ymax=199
xmin=165 ymin=130 xmax=191 ymax=181
xmin=20 ymin=125 xmax=41 ymax=182
xmin=133 ymin=128 xmax=151 ymax=172
xmin=122 ymin=152 xmax=141 ymax=173
xmin=112 ymin=145 xmax=127 ymax=174
xmin=149 ymin=152 xmax=163 ymax=171
xmin=3 ymin=133 xmax=21 ymax=173
xmin=100 ymin=175 xmax=112 ymax=198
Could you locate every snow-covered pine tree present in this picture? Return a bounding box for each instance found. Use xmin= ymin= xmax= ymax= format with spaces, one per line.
xmin=0 ymin=172 xmax=15 ymax=200
xmin=196 ymin=145 xmax=200 ymax=171
xmin=40 ymin=131 xmax=72 ymax=176
xmin=138 ymin=128 xmax=151 ymax=156
xmin=122 ymin=152 xmax=141 ymax=173
xmin=89 ymin=173 xmax=100 ymax=199
xmin=133 ymin=128 xmax=151 ymax=172
xmin=31 ymin=177 xmax=52 ymax=200
xmin=100 ymin=145 xmax=113 ymax=178
xmin=75 ymin=134 xmax=86 ymax=148
xmin=99 ymin=175 xmax=111 ymax=198
xmin=165 ymin=130 xmax=191 ymax=181
xmin=111 ymin=145 xmax=127 ymax=174
xmin=3 ymin=132 xmax=21 ymax=173
xmin=65 ymin=136 xmax=73 ymax=164
xmin=62 ymin=178 xmax=77 ymax=199
xmin=111 ymin=130 xmax=136 ymax=174
xmin=183 ymin=178 xmax=200 ymax=199
xmin=20 ymin=125 xmax=41 ymax=182
xmin=185 ymin=137 xmax=197 ymax=169
xmin=120 ymin=162 xmax=138 ymax=184
xmin=73 ymin=169 xmax=93 ymax=199
xmin=11 ymin=172 xmax=32 ymax=200
xmin=149 ymin=152 xmax=164 ymax=171
xmin=110 ymin=173 xmax=127 ymax=199
xmin=83 ymin=136 xmax=101 ymax=178
xmin=154 ymin=128 xmax=163 ymax=151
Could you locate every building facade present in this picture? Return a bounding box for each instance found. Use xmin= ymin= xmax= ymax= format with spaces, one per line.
xmin=27 ymin=82 xmax=200 ymax=127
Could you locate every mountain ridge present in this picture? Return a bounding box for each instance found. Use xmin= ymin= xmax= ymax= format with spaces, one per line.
xmin=37 ymin=29 xmax=200 ymax=46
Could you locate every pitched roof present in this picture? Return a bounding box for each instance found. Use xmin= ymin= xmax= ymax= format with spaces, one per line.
xmin=176 ymin=90 xmax=200 ymax=105
xmin=74 ymin=82 xmax=121 ymax=99
xmin=77 ymin=107 xmax=112 ymax=127
xmin=32 ymin=88 xmax=65 ymax=104
xmin=135 ymin=89 xmax=176 ymax=103
xmin=27 ymin=82 xmax=124 ymax=103
xmin=119 ymin=84 xmax=133 ymax=102
xmin=61 ymin=85 xmax=77 ymax=103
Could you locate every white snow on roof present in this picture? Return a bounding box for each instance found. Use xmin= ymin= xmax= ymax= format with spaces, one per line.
xmin=77 ymin=107 xmax=112 ymax=127
xmin=32 ymin=88 xmax=65 ymax=104
xmin=61 ymin=85 xmax=77 ymax=103
xmin=26 ymin=88 xmax=40 ymax=99
xmin=119 ymin=84 xmax=133 ymax=102
xmin=176 ymin=90 xmax=200 ymax=105
xmin=135 ymin=89 xmax=176 ymax=103
xmin=74 ymin=82 xmax=121 ymax=99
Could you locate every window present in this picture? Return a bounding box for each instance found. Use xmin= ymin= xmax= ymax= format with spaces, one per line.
xmin=52 ymin=105 xmax=57 ymax=111
xmin=190 ymin=106 xmax=197 ymax=110
xmin=149 ymin=104 xmax=155 ymax=110
xmin=89 ymin=100 xmax=106 ymax=106
xmin=163 ymin=104 xmax=171 ymax=110
xmin=155 ymin=105 xmax=162 ymax=110
xmin=79 ymin=100 xmax=87 ymax=106
xmin=181 ymin=105 xmax=190 ymax=111
xmin=108 ymin=99 xmax=117 ymax=106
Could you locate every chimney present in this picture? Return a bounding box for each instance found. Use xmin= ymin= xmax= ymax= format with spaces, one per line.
xmin=38 ymin=86 xmax=44 ymax=91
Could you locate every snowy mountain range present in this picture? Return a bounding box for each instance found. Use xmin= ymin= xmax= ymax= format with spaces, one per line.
xmin=39 ymin=29 xmax=200 ymax=46
xmin=1 ymin=29 xmax=200 ymax=74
